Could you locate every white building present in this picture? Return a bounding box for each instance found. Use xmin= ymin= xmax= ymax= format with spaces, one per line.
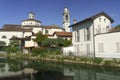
xmin=0 ymin=8 xmax=72 ymax=51
xmin=70 ymin=11 xmax=120 ymax=58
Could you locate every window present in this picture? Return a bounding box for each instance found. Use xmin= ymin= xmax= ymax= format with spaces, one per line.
xmin=104 ymin=18 xmax=106 ymax=23
xmin=45 ymin=30 xmax=49 ymax=34
xmin=76 ymin=30 xmax=80 ymax=42
xmin=84 ymin=28 xmax=91 ymax=41
xmin=116 ymin=42 xmax=120 ymax=52
xmin=86 ymin=27 xmax=91 ymax=41
xmin=98 ymin=43 xmax=104 ymax=53
xmin=97 ymin=25 xmax=101 ymax=33
xmin=74 ymin=31 xmax=80 ymax=42
xmin=2 ymin=36 xmax=7 ymax=39
xmin=106 ymin=26 xmax=109 ymax=32
xmin=86 ymin=43 xmax=90 ymax=54
xmin=99 ymin=18 xmax=101 ymax=22
xmin=66 ymin=15 xmax=68 ymax=20
xmin=77 ymin=45 xmax=79 ymax=54
xmin=84 ymin=29 xmax=86 ymax=41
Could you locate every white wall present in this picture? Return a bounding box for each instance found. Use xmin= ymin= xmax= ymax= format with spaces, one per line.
xmin=0 ymin=31 xmax=23 ymax=45
xmin=72 ymin=21 xmax=94 ymax=57
xmin=43 ymin=28 xmax=64 ymax=35
xmin=25 ymin=40 xmax=37 ymax=47
xmin=32 ymin=27 xmax=42 ymax=34
xmin=93 ymin=16 xmax=111 ymax=34
xmin=21 ymin=20 xmax=41 ymax=26
xmin=24 ymin=32 xmax=32 ymax=37
xmin=95 ymin=32 xmax=120 ymax=58
xmin=49 ymin=28 xmax=63 ymax=35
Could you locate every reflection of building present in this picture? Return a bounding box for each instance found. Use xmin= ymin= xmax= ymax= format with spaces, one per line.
xmin=0 ymin=7 xmax=72 ymax=52
xmin=70 ymin=11 xmax=120 ymax=58
xmin=0 ymin=63 xmax=36 ymax=80
xmin=63 ymin=66 xmax=120 ymax=80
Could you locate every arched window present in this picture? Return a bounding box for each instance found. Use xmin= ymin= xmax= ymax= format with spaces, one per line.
xmin=2 ymin=35 xmax=7 ymax=39
xmin=66 ymin=15 xmax=68 ymax=20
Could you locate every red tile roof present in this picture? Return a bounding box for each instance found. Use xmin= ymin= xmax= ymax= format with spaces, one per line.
xmin=23 ymin=25 xmax=42 ymax=28
xmin=21 ymin=19 xmax=41 ymax=23
xmin=43 ymin=25 xmax=64 ymax=29
xmin=0 ymin=24 xmax=32 ymax=32
xmin=54 ymin=32 xmax=72 ymax=37
xmin=109 ymin=27 xmax=120 ymax=32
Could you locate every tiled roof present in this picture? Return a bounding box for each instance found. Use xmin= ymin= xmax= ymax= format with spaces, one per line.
xmin=22 ymin=19 xmax=41 ymax=23
xmin=70 ymin=11 xmax=114 ymax=27
xmin=54 ymin=32 xmax=72 ymax=37
xmin=109 ymin=27 xmax=120 ymax=32
xmin=46 ymin=34 xmax=53 ymax=36
xmin=43 ymin=25 xmax=64 ymax=29
xmin=0 ymin=24 xmax=32 ymax=32
xmin=10 ymin=36 xmax=31 ymax=40
xmin=32 ymin=33 xmax=53 ymax=37
xmin=23 ymin=25 xmax=42 ymax=28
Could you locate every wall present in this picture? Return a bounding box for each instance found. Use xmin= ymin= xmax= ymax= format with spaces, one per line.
xmin=95 ymin=32 xmax=120 ymax=58
xmin=0 ymin=31 xmax=23 ymax=45
xmin=32 ymin=27 xmax=42 ymax=34
xmin=72 ymin=21 xmax=94 ymax=57
xmin=43 ymin=28 xmax=63 ymax=35
xmin=93 ymin=15 xmax=111 ymax=34
xmin=21 ymin=20 xmax=41 ymax=26
xmin=24 ymin=32 xmax=32 ymax=37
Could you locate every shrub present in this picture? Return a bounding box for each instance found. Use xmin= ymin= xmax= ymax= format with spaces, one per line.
xmin=104 ymin=60 xmax=112 ymax=66
xmin=79 ymin=57 xmax=89 ymax=62
xmin=31 ymin=47 xmax=47 ymax=56
xmin=93 ymin=58 xmax=103 ymax=64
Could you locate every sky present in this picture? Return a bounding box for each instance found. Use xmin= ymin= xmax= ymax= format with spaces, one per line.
xmin=0 ymin=0 xmax=120 ymax=28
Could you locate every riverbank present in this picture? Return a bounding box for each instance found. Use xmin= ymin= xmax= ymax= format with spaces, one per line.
xmin=0 ymin=53 xmax=120 ymax=67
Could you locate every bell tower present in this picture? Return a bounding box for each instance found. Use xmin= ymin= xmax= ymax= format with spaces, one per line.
xmin=63 ymin=7 xmax=70 ymax=32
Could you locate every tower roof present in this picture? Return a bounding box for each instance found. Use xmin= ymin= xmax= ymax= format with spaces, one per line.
xmin=64 ymin=7 xmax=69 ymax=13
xmin=29 ymin=11 xmax=35 ymax=15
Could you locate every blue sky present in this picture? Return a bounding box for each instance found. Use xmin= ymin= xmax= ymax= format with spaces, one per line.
xmin=0 ymin=0 xmax=120 ymax=28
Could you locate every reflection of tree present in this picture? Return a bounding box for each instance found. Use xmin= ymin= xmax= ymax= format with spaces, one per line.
xmin=34 ymin=71 xmax=64 ymax=80
xmin=26 ymin=61 xmax=63 ymax=72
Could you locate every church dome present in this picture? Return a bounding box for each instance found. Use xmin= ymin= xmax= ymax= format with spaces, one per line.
xmin=21 ymin=11 xmax=42 ymax=26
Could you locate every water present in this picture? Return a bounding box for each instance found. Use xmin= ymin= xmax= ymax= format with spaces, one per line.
xmin=0 ymin=58 xmax=120 ymax=80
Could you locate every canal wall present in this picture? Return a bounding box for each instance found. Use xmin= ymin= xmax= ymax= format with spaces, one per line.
xmin=0 ymin=53 xmax=120 ymax=67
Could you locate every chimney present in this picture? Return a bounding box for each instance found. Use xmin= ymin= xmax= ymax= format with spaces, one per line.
xmin=73 ymin=19 xmax=77 ymax=24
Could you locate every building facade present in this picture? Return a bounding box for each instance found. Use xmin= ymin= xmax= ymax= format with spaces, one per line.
xmin=70 ymin=12 xmax=120 ymax=58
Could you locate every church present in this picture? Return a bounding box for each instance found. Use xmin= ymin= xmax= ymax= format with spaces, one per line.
xmin=0 ymin=8 xmax=72 ymax=50
xmin=70 ymin=11 xmax=120 ymax=58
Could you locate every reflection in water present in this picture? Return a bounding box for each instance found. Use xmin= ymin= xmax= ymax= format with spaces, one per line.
xmin=0 ymin=58 xmax=120 ymax=80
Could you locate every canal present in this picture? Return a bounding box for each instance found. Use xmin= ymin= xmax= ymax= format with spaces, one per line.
xmin=0 ymin=58 xmax=120 ymax=80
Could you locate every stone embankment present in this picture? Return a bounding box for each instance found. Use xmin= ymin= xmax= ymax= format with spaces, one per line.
xmin=0 ymin=53 xmax=120 ymax=67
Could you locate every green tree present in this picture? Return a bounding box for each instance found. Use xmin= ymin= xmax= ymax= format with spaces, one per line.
xmin=0 ymin=41 xmax=6 ymax=46
xmin=63 ymin=39 xmax=72 ymax=47
xmin=42 ymin=38 xmax=56 ymax=47
xmin=55 ymin=38 xmax=64 ymax=48
xmin=0 ymin=41 xmax=6 ymax=51
xmin=6 ymin=37 xmax=20 ymax=53
xmin=34 ymin=32 xmax=47 ymax=46
xmin=115 ymin=24 xmax=120 ymax=29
